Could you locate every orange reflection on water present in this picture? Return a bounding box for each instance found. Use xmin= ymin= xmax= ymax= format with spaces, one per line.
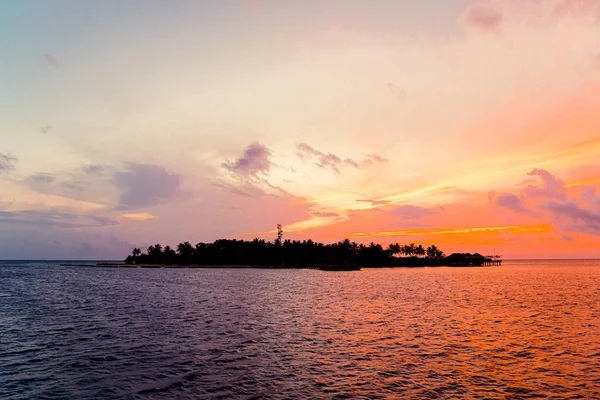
xmin=256 ymin=263 xmax=600 ymax=397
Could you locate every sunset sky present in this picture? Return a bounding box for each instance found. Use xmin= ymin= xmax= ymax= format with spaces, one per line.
xmin=1 ymin=0 xmax=600 ymax=259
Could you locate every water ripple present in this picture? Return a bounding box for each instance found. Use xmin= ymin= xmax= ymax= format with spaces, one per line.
xmin=0 ymin=260 xmax=599 ymax=398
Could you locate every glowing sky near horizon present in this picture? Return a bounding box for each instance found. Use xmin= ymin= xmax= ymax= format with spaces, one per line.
xmin=1 ymin=0 xmax=600 ymax=259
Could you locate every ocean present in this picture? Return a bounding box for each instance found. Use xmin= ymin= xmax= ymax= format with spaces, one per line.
xmin=1 ymin=260 xmax=599 ymax=399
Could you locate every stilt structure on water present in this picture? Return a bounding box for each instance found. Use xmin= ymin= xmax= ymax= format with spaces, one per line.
xmin=445 ymin=252 xmax=502 ymax=267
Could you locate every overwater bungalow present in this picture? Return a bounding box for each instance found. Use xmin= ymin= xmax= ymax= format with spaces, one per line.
xmin=445 ymin=253 xmax=502 ymax=267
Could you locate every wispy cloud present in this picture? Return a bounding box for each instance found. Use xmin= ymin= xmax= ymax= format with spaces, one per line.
xmin=351 ymin=224 xmax=553 ymax=239
xmin=117 ymin=212 xmax=157 ymax=222
xmin=25 ymin=173 xmax=57 ymax=190
xmin=19 ymin=164 xmax=116 ymax=209
xmin=285 ymin=213 xmax=347 ymax=233
xmin=0 ymin=210 xmax=119 ymax=229
xmin=310 ymin=210 xmax=341 ymax=218
xmin=356 ymin=199 xmax=391 ymax=206
xmin=296 ymin=143 xmax=387 ymax=175
xmin=0 ymin=153 xmax=17 ymax=172
xmin=389 ymin=205 xmax=440 ymax=220
xmin=82 ymin=165 xmax=107 ymax=175
xmin=214 ymin=179 xmax=287 ymax=198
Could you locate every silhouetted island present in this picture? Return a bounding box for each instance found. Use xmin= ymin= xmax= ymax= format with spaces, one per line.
xmin=107 ymin=238 xmax=501 ymax=270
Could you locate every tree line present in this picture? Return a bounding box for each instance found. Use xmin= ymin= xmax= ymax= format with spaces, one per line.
xmin=124 ymin=239 xmax=446 ymax=267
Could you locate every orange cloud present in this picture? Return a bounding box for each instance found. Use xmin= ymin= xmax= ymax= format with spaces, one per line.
xmin=285 ymin=213 xmax=347 ymax=233
xmin=566 ymin=177 xmax=600 ymax=188
xmin=117 ymin=212 xmax=157 ymax=222
xmin=351 ymin=224 xmax=553 ymax=239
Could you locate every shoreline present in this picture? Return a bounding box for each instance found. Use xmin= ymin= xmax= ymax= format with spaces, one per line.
xmin=59 ymin=263 xmax=498 ymax=269
xmin=62 ymin=263 xmax=272 ymax=268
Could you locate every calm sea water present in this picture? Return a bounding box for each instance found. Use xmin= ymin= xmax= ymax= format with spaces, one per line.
xmin=1 ymin=260 xmax=599 ymax=399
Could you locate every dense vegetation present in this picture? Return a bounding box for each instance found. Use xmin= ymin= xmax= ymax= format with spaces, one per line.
xmin=124 ymin=239 xmax=446 ymax=267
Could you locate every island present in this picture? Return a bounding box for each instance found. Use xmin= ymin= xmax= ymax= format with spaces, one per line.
xmin=85 ymin=236 xmax=501 ymax=270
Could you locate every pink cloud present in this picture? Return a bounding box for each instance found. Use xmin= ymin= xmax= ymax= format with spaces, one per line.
xmin=494 ymin=193 xmax=532 ymax=215
xmin=580 ymin=186 xmax=597 ymax=204
xmin=460 ymin=0 xmax=599 ymax=37
xmin=223 ymin=141 xmax=272 ymax=178
xmin=523 ymin=169 xmax=567 ymax=200
xmin=460 ymin=2 xmax=503 ymax=34
xmin=495 ymin=169 xmax=600 ymax=235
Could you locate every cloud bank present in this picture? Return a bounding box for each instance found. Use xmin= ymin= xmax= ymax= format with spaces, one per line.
xmin=115 ymin=164 xmax=180 ymax=210
xmin=494 ymin=168 xmax=600 ymax=235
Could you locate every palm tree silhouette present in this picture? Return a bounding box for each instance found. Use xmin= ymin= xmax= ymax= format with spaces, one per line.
xmin=388 ymin=243 xmax=401 ymax=257
xmin=415 ymin=244 xmax=425 ymax=258
xmin=177 ymin=242 xmax=194 ymax=263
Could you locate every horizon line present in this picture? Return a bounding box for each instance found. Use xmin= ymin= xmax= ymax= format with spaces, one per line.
xmin=2 ymin=258 xmax=600 ymax=262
